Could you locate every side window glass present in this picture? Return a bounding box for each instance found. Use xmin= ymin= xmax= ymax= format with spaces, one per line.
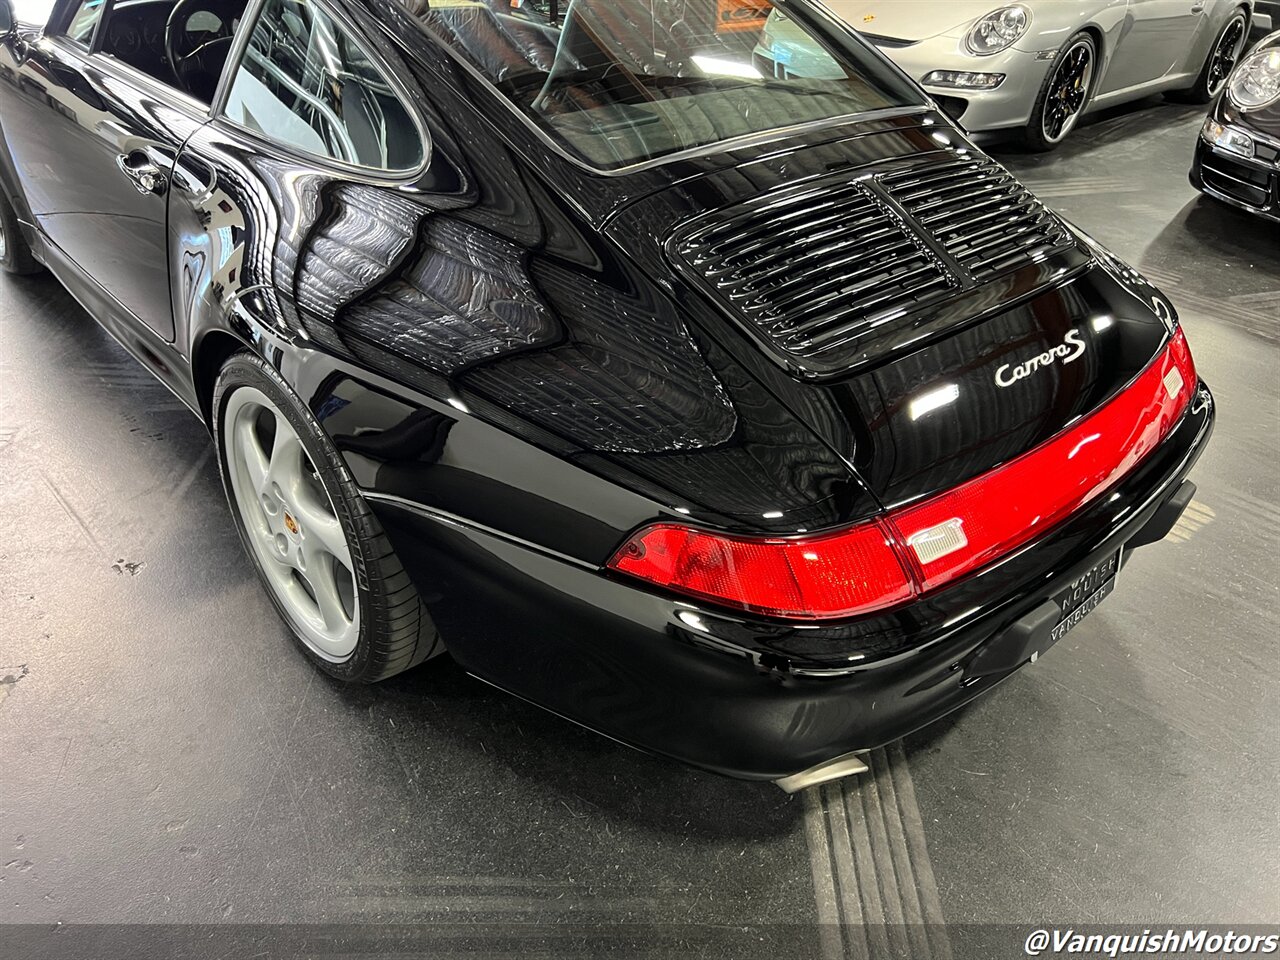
xmin=64 ymin=0 xmax=104 ymax=47
xmin=222 ymin=0 xmax=423 ymax=170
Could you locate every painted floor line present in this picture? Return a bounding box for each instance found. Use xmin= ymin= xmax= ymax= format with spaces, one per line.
xmin=803 ymin=743 xmax=952 ymax=959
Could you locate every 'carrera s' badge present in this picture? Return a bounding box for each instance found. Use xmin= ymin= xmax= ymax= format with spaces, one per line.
xmin=284 ymin=512 xmax=299 ymax=536
xmin=995 ymin=328 xmax=1087 ymax=388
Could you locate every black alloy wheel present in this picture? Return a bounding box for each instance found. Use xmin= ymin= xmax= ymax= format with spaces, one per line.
xmin=1025 ymin=33 xmax=1098 ymax=151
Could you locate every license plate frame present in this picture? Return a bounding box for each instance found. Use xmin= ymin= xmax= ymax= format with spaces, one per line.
xmin=1048 ymin=550 xmax=1119 ymax=646
xmin=967 ymin=551 xmax=1121 ymax=679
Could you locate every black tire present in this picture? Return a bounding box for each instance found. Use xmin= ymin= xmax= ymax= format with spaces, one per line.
xmin=1023 ymin=32 xmax=1099 ymax=152
xmin=0 ymin=190 xmax=43 ymax=275
xmin=1171 ymin=8 xmax=1249 ymax=104
xmin=212 ymin=351 xmax=442 ymax=682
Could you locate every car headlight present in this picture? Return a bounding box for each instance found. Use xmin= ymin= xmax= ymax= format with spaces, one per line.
xmin=965 ymin=5 xmax=1032 ymax=56
xmin=1228 ymin=44 xmax=1280 ymax=110
xmin=1201 ymin=117 xmax=1255 ymax=159
xmin=923 ymin=70 xmax=1006 ymax=89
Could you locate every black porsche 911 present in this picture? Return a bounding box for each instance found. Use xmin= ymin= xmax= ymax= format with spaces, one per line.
xmin=1192 ymin=29 xmax=1280 ymax=221
xmin=0 ymin=0 xmax=1213 ymax=790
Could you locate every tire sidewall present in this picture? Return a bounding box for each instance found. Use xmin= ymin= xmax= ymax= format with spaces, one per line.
xmin=0 ymin=200 xmax=11 ymax=271
xmin=212 ymin=351 xmax=381 ymax=682
xmin=0 ymin=190 xmax=38 ymax=275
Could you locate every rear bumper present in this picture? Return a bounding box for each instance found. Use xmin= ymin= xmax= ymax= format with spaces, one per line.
xmin=370 ymin=383 xmax=1214 ymax=781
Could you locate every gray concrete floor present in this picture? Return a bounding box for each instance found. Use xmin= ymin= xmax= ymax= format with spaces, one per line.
xmin=1 ymin=100 xmax=1277 ymax=958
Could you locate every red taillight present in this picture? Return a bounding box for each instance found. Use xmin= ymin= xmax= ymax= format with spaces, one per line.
xmin=608 ymin=330 xmax=1197 ymax=620
xmin=889 ymin=328 xmax=1195 ymax=590
xmin=608 ymin=520 xmax=915 ymax=620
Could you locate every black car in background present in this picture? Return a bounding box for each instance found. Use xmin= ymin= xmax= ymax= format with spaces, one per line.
xmin=1192 ymin=29 xmax=1280 ymax=220
xmin=0 ymin=0 xmax=1213 ymax=790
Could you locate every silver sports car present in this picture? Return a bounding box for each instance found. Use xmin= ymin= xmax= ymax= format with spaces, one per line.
xmin=757 ymin=1 xmax=1255 ymax=149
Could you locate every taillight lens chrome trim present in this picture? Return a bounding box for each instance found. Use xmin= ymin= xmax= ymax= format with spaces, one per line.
xmin=608 ymin=330 xmax=1197 ymax=620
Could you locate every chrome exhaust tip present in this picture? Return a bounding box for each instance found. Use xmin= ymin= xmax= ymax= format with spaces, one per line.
xmin=773 ymin=751 xmax=870 ymax=793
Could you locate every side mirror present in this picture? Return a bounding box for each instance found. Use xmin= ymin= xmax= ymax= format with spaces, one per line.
xmin=0 ymin=0 xmax=13 ymax=39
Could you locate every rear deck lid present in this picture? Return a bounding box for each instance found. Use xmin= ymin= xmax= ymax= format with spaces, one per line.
xmin=605 ymin=131 xmax=1177 ymax=514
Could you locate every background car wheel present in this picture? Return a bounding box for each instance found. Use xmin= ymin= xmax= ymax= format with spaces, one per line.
xmin=1024 ymin=32 xmax=1098 ymax=152
xmin=0 ymin=191 xmax=44 ymax=275
xmin=1172 ymin=9 xmax=1249 ymax=104
xmin=213 ymin=351 xmax=442 ymax=682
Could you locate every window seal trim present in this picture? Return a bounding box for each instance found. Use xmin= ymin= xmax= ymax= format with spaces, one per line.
xmin=209 ymin=0 xmax=432 ymax=181
xmin=209 ymin=0 xmax=265 ymax=117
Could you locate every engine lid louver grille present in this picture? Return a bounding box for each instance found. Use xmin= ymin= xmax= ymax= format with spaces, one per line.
xmin=677 ymin=183 xmax=960 ymax=359
xmin=669 ymin=150 xmax=1084 ymax=378
xmin=878 ymin=155 xmax=1075 ymax=280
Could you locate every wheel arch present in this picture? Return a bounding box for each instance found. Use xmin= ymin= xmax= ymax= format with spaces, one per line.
xmin=192 ymin=328 xmax=254 ymax=430
xmin=1078 ymin=22 xmax=1107 ymax=78
xmin=1078 ymin=23 xmax=1106 ymax=52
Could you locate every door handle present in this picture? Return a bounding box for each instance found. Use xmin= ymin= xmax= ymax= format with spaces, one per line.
xmin=115 ymin=151 xmax=168 ymax=197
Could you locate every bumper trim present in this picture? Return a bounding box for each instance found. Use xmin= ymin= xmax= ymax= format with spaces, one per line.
xmin=1128 ymin=479 xmax=1196 ymax=550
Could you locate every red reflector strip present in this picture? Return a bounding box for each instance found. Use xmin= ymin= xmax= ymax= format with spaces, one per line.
xmin=889 ymin=329 xmax=1196 ymax=592
xmin=608 ymin=330 xmax=1196 ymax=619
xmin=608 ymin=520 xmax=915 ymax=620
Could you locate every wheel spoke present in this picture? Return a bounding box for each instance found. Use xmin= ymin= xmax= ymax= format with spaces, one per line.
xmin=1049 ymin=100 xmax=1066 ymax=136
xmin=297 ymin=497 xmax=347 ymax=562
xmin=264 ymin=546 xmax=295 ymax=571
xmin=310 ymin=561 xmax=353 ymax=634
xmin=265 ymin=415 xmax=304 ymax=499
xmin=237 ymin=417 xmax=270 ymax=494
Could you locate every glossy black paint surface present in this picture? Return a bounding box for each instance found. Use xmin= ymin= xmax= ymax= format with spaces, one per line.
xmin=0 ymin=0 xmax=1214 ymax=778
xmin=1189 ymin=58 xmax=1280 ymax=222
xmin=371 ymin=387 xmax=1213 ymax=779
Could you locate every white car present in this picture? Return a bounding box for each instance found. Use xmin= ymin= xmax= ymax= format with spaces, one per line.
xmin=757 ymin=1 xmax=1255 ymax=149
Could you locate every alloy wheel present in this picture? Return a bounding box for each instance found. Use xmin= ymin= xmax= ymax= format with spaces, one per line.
xmin=222 ymin=386 xmax=360 ymax=661
xmin=0 ymin=217 xmax=7 ymax=262
xmin=1042 ymin=41 xmax=1095 ymax=144
xmin=1207 ymin=16 xmax=1248 ymax=97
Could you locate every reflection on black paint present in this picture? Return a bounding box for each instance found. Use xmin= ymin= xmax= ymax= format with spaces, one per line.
xmin=342 ymin=216 xmax=560 ymax=374
xmin=297 ymin=185 xmax=426 ymax=319
xmin=333 ymin=407 xmax=454 ymax=465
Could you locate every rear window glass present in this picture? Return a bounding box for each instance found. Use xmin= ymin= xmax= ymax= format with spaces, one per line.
xmin=405 ymin=0 xmax=924 ymax=170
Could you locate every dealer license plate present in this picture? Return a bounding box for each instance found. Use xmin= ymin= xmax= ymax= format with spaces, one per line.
xmin=1049 ymin=551 xmax=1119 ymax=644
